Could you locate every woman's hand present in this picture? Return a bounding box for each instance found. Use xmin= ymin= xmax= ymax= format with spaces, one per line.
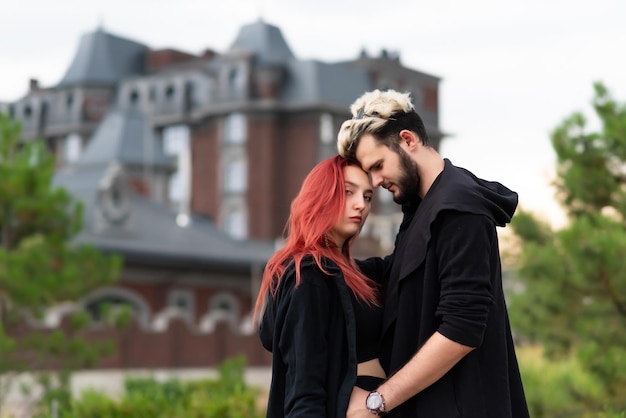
xmin=347 ymin=386 xmax=370 ymax=418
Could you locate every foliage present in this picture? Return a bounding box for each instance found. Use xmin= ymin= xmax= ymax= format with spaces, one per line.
xmin=508 ymin=83 xmax=626 ymax=412
xmin=516 ymin=345 xmax=620 ymax=417
xmin=0 ymin=113 xmax=122 ymax=415
xmin=47 ymin=356 xmax=265 ymax=418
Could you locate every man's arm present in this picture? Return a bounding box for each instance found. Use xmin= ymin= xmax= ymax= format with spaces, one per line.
xmin=347 ymin=332 xmax=473 ymax=417
xmin=349 ymin=213 xmax=494 ymax=417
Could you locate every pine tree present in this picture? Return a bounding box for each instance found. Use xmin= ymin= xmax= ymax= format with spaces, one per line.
xmin=509 ymin=82 xmax=626 ymax=410
xmin=0 ymin=113 xmax=122 ymax=415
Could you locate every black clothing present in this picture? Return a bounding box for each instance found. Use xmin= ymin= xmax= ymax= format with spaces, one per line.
xmin=366 ymin=159 xmax=530 ymax=418
xmin=350 ymin=291 xmax=384 ymax=363
xmin=259 ymin=257 xmax=358 ymax=418
xmin=355 ymin=375 xmax=385 ymax=391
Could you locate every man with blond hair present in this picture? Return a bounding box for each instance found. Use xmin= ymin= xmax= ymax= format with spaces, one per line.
xmin=338 ymin=89 xmax=529 ymax=417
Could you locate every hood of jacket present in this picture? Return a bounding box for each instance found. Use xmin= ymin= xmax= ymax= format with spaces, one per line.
xmin=394 ymin=159 xmax=517 ymax=282
xmin=437 ymin=158 xmax=518 ymax=226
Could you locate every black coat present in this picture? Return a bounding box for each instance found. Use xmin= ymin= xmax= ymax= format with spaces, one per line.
xmin=371 ymin=159 xmax=530 ymax=418
xmin=259 ymin=257 xmax=358 ymax=418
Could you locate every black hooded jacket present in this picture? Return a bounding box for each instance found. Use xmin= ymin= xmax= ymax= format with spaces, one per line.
xmin=366 ymin=159 xmax=530 ymax=417
xmin=259 ymin=257 xmax=359 ymax=418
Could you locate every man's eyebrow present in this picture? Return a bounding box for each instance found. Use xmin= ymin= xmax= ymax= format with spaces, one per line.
xmin=364 ymin=160 xmax=381 ymax=173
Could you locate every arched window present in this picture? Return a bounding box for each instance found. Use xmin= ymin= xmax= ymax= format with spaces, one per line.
xmin=209 ymin=292 xmax=239 ymax=319
xmin=82 ymin=287 xmax=151 ymax=327
xmin=167 ymin=289 xmax=195 ymax=317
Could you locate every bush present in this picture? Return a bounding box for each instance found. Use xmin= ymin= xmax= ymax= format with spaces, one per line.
xmin=517 ymin=346 xmax=625 ymax=417
xmin=52 ymin=356 xmax=264 ymax=418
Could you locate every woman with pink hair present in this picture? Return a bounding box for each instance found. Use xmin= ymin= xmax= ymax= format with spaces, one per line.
xmin=254 ymin=155 xmax=387 ymax=417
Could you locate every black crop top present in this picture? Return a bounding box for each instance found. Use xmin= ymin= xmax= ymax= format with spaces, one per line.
xmin=350 ymin=293 xmax=384 ymax=363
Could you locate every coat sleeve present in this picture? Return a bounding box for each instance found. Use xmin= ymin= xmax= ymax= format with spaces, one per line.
xmin=278 ymin=268 xmax=333 ymax=417
xmin=434 ymin=211 xmax=496 ymax=348
xmin=356 ymin=255 xmax=391 ymax=285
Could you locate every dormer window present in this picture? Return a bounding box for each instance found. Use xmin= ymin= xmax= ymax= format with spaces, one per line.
xmin=129 ymin=90 xmax=139 ymax=105
xmin=228 ymin=67 xmax=246 ymax=95
xmin=66 ymin=93 xmax=74 ymax=110
xmin=165 ymin=85 xmax=176 ymax=101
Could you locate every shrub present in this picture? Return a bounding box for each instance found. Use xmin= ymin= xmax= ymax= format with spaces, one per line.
xmin=56 ymin=356 xmax=264 ymax=418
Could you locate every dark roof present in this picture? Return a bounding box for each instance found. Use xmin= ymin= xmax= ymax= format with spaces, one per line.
xmin=228 ymin=19 xmax=295 ymax=65
xmin=77 ymin=108 xmax=174 ymax=170
xmin=282 ymin=60 xmax=371 ymax=107
xmin=57 ymin=27 xmax=149 ymax=88
xmin=52 ymin=105 xmax=273 ymax=271
xmin=54 ymin=164 xmax=274 ymax=271
xmin=77 ymin=193 xmax=275 ymax=270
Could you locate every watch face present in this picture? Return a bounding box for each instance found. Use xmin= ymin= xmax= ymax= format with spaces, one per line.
xmin=366 ymin=392 xmax=382 ymax=409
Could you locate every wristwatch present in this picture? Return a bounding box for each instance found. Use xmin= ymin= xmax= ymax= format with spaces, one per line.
xmin=365 ymin=390 xmax=386 ymax=416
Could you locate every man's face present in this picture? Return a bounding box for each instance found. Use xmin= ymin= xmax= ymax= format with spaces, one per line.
xmin=355 ymin=134 xmax=420 ymax=204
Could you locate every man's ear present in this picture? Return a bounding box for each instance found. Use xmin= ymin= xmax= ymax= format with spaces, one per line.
xmin=399 ymin=130 xmax=419 ymax=151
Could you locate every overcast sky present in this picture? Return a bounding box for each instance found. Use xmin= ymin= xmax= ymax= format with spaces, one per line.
xmin=2 ymin=0 xmax=625 ymax=227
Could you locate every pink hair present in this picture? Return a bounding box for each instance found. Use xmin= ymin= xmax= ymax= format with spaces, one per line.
xmin=254 ymin=155 xmax=379 ymax=319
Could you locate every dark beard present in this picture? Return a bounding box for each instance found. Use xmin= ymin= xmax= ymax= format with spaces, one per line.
xmin=393 ymin=149 xmax=421 ymax=205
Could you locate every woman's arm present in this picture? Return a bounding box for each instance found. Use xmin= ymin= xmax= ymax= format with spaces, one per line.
xmin=279 ymin=270 xmax=333 ymax=417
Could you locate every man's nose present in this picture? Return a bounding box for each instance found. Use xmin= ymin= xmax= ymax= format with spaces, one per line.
xmin=371 ymin=173 xmax=384 ymax=188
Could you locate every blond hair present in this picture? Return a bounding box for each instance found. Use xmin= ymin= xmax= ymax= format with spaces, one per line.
xmin=337 ymin=89 xmax=415 ymax=158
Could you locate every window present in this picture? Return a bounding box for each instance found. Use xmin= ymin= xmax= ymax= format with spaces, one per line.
xmin=163 ymin=125 xmax=190 ymax=155
xmin=82 ymin=287 xmax=151 ymax=327
xmin=66 ymin=93 xmax=74 ymax=110
xmin=64 ymin=133 xmax=82 ymax=163
xmin=224 ymin=113 xmax=246 ymax=144
xmin=163 ymin=125 xmax=191 ymax=204
xmin=224 ymin=208 xmax=247 ymax=239
xmin=129 ymin=89 xmax=140 ymax=105
xmin=224 ymin=158 xmax=247 ymax=193
xmin=167 ymin=289 xmax=195 ymax=317
xmin=165 ymin=85 xmax=176 ymax=101
xmin=320 ymin=113 xmax=334 ymax=144
xmin=209 ymin=292 xmax=239 ymax=317
xmin=228 ymin=67 xmax=246 ymax=95
xmin=423 ymin=86 xmax=438 ymax=111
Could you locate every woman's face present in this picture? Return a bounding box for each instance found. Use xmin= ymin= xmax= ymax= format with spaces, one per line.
xmin=329 ymin=164 xmax=373 ymax=248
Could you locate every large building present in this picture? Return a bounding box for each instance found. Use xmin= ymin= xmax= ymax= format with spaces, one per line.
xmin=1 ymin=19 xmax=443 ymax=368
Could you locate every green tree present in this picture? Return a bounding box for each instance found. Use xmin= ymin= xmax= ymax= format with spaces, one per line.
xmin=0 ymin=113 xmax=122 ymax=416
xmin=509 ymin=82 xmax=626 ymax=414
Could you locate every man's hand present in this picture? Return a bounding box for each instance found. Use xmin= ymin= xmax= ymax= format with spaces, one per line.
xmin=347 ymin=386 xmax=370 ymax=418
